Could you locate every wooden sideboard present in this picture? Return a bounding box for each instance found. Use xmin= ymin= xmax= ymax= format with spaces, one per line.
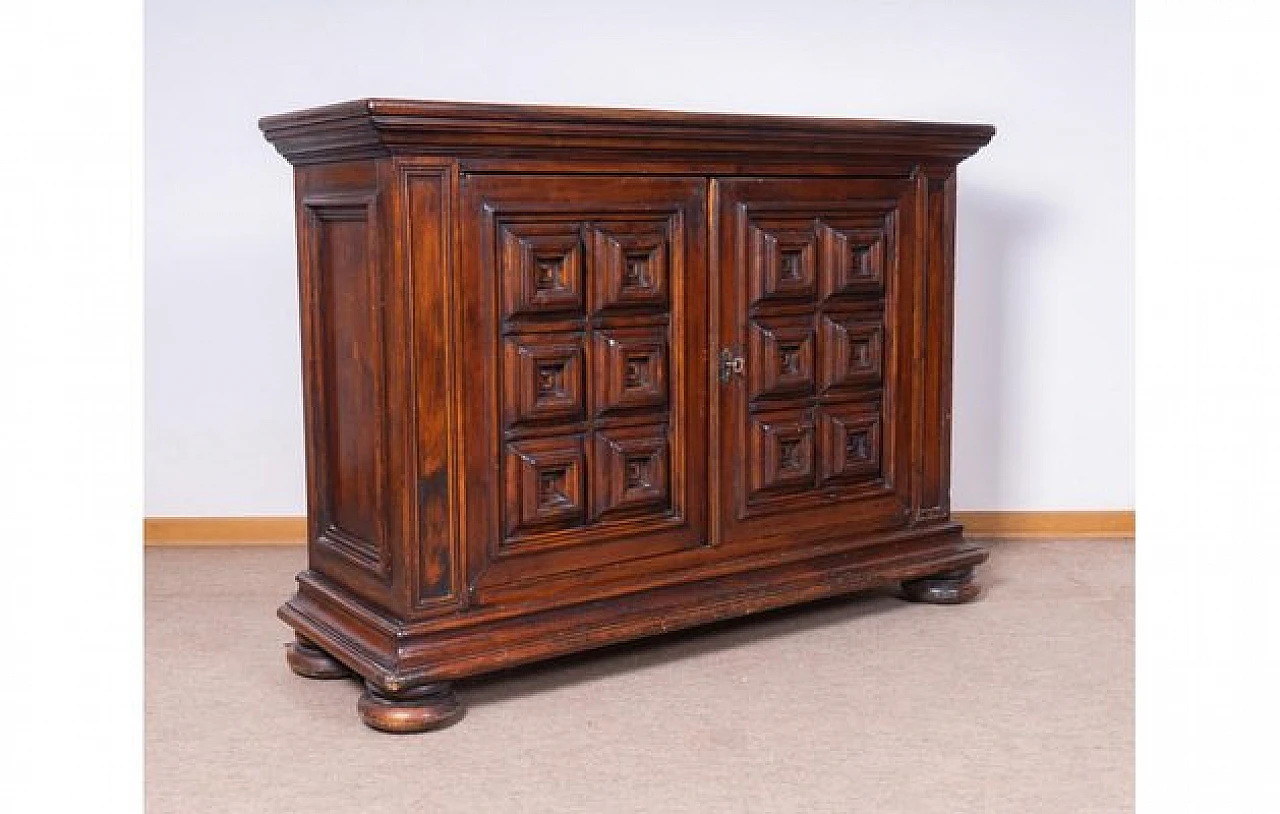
xmin=260 ymin=99 xmax=994 ymax=732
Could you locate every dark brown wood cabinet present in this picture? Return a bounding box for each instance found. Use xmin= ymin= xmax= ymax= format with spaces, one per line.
xmin=261 ymin=99 xmax=994 ymax=732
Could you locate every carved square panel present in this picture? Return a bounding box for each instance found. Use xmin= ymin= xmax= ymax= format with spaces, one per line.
xmin=500 ymin=221 xmax=585 ymax=318
xmin=818 ymin=406 xmax=882 ymax=484
xmin=819 ymin=314 xmax=884 ymax=392
xmin=590 ymin=222 xmax=669 ymax=312
xmin=593 ymin=328 xmax=669 ymax=415
xmin=819 ymin=222 xmax=886 ymax=298
xmin=592 ymin=425 xmax=670 ymax=521
xmin=504 ymin=436 xmax=586 ymax=538
xmin=748 ymin=410 xmax=816 ymax=497
xmin=748 ymin=221 xmax=818 ymax=306
xmin=502 ymin=334 xmax=585 ymax=427
xmin=749 ymin=318 xmax=816 ymax=400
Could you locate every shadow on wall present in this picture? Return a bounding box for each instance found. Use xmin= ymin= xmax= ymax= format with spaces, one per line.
xmin=952 ymin=184 xmax=1051 ymax=509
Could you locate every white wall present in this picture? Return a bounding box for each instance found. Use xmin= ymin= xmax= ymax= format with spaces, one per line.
xmin=145 ymin=0 xmax=1133 ymax=515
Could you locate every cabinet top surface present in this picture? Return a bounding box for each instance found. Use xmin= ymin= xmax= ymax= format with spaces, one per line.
xmin=260 ymin=98 xmax=995 ymax=167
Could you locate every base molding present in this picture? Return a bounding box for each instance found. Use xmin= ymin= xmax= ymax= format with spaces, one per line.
xmin=144 ymin=511 xmax=1134 ymax=546
xmin=278 ymin=527 xmax=986 ymax=687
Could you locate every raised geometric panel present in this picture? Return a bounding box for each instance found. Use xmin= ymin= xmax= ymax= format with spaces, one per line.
xmin=819 ymin=314 xmax=884 ymax=392
xmin=590 ymin=221 xmax=669 ymax=312
xmin=503 ymin=436 xmax=586 ymax=539
xmin=499 ymin=221 xmax=585 ymax=319
xmin=592 ymin=327 xmax=669 ymax=415
xmin=502 ymin=334 xmax=585 ymax=427
xmin=749 ymin=318 xmax=816 ymax=400
xmin=592 ymin=425 xmax=670 ymax=521
xmin=748 ymin=409 xmax=816 ymax=497
xmin=817 ymin=405 xmax=882 ymax=484
xmin=819 ymin=221 xmax=886 ymax=299
xmin=748 ymin=220 xmax=818 ymax=306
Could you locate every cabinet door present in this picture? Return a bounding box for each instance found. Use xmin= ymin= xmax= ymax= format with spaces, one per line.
xmin=459 ymin=175 xmax=709 ymax=600
xmin=714 ymin=177 xmax=920 ymax=549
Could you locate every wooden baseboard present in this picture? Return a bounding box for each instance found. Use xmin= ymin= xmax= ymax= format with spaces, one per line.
xmin=143 ymin=511 xmax=1133 ymax=546
xmin=144 ymin=517 xmax=306 ymax=546
xmin=954 ymin=511 xmax=1133 ymax=539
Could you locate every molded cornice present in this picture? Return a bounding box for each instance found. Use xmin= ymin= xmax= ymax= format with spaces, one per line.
xmin=260 ymin=98 xmax=996 ymax=166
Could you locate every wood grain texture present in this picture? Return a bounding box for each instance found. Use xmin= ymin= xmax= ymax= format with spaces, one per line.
xmin=260 ymin=99 xmax=996 ymax=166
xmin=357 ymin=681 xmax=463 ymax=733
xmin=715 ymin=177 xmax=917 ymax=548
xmin=144 ymin=517 xmax=307 ymax=545
xmin=256 ymin=98 xmax=1000 ymax=730
xmin=954 ymin=511 xmax=1135 ymax=538
xmin=457 ymin=174 xmax=709 ymax=603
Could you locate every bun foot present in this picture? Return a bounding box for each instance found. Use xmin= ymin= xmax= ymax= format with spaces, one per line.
xmin=901 ymin=566 xmax=980 ymax=604
xmin=358 ymin=682 xmax=464 ymax=733
xmin=285 ymin=634 xmax=353 ymax=679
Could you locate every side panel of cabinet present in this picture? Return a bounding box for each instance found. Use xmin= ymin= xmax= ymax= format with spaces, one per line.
xmin=916 ymin=169 xmax=957 ymax=521
xmin=713 ymin=177 xmax=922 ymax=550
xmin=458 ymin=175 xmax=710 ymax=605
xmin=295 ymin=160 xmax=415 ymax=614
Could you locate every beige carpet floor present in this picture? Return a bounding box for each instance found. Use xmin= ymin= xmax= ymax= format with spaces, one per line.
xmin=146 ymin=540 xmax=1133 ymax=813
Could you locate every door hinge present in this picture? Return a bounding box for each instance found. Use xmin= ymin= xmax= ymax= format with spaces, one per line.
xmin=719 ymin=348 xmax=745 ymax=383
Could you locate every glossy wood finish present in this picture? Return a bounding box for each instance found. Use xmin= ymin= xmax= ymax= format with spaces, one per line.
xmin=262 ymin=99 xmax=994 ymax=732
xmin=458 ymin=175 xmax=709 ymax=600
xmin=714 ymin=177 xmax=919 ymax=549
xmin=357 ymin=681 xmax=463 ymax=733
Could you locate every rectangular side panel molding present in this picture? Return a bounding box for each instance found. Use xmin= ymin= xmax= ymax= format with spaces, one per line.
xmin=302 ymin=189 xmax=391 ymax=578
